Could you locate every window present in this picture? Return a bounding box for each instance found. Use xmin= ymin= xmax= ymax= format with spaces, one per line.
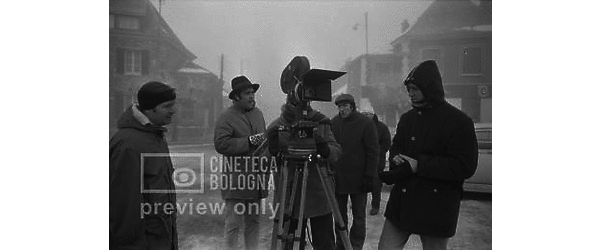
xmin=461 ymin=46 xmax=483 ymax=75
xmin=421 ymin=48 xmax=442 ymax=75
xmin=117 ymin=16 xmax=140 ymax=30
xmin=124 ymin=50 xmax=142 ymax=75
xmin=116 ymin=48 xmax=148 ymax=75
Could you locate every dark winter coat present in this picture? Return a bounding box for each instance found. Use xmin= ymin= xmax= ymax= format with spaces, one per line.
xmin=372 ymin=114 xmax=391 ymax=192
xmin=267 ymin=108 xmax=342 ymax=218
xmin=373 ymin=114 xmax=391 ymax=172
xmin=214 ymin=104 xmax=269 ymax=200
xmin=109 ymin=106 xmax=178 ymax=250
xmin=331 ymin=110 xmax=379 ymax=194
xmin=384 ymin=60 xmax=478 ymax=237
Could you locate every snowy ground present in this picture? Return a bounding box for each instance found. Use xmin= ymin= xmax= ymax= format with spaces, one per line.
xmin=171 ymin=145 xmax=491 ymax=250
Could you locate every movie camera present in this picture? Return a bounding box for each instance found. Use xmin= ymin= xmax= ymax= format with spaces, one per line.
xmin=278 ymin=56 xmax=345 ymax=159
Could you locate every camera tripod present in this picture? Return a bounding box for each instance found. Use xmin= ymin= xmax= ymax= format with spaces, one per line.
xmin=270 ymin=151 xmax=352 ymax=250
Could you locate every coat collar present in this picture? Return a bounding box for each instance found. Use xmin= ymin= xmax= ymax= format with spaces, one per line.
xmin=132 ymin=105 xmax=152 ymax=126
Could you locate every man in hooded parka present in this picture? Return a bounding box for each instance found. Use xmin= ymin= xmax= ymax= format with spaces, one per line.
xmin=377 ymin=60 xmax=478 ymax=250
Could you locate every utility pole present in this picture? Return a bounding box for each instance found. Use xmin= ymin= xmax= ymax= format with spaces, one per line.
xmin=365 ymin=12 xmax=368 ymax=55
xmin=218 ymin=53 xmax=225 ymax=116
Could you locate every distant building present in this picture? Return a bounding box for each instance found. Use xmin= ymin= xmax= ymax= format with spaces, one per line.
xmin=390 ymin=0 xmax=492 ymax=123
xmin=109 ymin=0 xmax=223 ymax=141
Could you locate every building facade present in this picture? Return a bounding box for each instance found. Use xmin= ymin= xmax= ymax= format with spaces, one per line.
xmin=390 ymin=0 xmax=492 ymax=123
xmin=109 ymin=0 xmax=223 ymax=141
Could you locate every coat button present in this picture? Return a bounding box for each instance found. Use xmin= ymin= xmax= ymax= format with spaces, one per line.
xmin=411 ymin=136 xmax=416 ymax=141
xmin=433 ymin=189 xmax=438 ymax=193
xmin=402 ymin=188 xmax=407 ymax=193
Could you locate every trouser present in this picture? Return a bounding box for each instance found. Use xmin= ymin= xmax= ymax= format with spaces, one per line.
xmin=370 ymin=176 xmax=383 ymax=209
xmin=285 ymin=213 xmax=336 ymax=250
xmin=224 ymin=199 xmax=261 ymax=250
xmin=334 ymin=193 xmax=367 ymax=250
xmin=378 ymin=219 xmax=449 ymax=250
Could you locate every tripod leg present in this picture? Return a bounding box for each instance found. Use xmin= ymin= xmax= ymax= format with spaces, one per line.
xmin=293 ymin=161 xmax=310 ymax=250
xmin=281 ymin=162 xmax=303 ymax=247
xmin=271 ymin=160 xmax=289 ymax=250
xmin=317 ymin=165 xmax=353 ymax=250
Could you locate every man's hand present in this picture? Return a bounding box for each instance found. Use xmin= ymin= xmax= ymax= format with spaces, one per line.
xmin=392 ymin=153 xmax=418 ymax=173
xmin=362 ymin=176 xmax=374 ymax=193
xmin=314 ymin=131 xmax=330 ymax=158
xmin=267 ymin=128 xmax=280 ymax=155
xmin=378 ymin=171 xmax=398 ymax=185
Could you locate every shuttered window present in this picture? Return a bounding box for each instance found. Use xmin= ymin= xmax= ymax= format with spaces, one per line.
xmin=116 ymin=48 xmax=149 ymax=75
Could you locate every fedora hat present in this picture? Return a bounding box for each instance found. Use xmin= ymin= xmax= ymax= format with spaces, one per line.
xmin=229 ymin=75 xmax=260 ymax=99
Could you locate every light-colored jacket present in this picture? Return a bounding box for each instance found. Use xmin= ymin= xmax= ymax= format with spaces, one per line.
xmin=214 ymin=105 xmax=268 ymax=200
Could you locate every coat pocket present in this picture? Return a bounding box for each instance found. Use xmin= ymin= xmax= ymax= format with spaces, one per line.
xmin=411 ymin=186 xmax=461 ymax=237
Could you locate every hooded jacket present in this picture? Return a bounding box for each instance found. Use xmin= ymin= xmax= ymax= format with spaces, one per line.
xmin=109 ymin=105 xmax=178 ymax=250
xmin=384 ymin=60 xmax=478 ymax=237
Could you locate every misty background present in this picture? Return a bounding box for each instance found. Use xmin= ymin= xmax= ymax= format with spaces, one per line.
xmin=150 ymin=0 xmax=432 ymax=122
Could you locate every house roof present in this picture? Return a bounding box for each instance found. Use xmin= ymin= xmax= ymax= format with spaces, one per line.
xmin=110 ymin=0 xmax=196 ymax=61
xmin=109 ymin=0 xmax=146 ymax=15
xmin=148 ymin=2 xmax=196 ymax=60
xmin=391 ymin=0 xmax=492 ymax=45
xmin=178 ymin=61 xmax=213 ymax=74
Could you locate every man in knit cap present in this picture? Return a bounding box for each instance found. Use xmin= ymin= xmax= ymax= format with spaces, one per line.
xmin=378 ymin=60 xmax=478 ymax=250
xmin=110 ymin=81 xmax=179 ymax=250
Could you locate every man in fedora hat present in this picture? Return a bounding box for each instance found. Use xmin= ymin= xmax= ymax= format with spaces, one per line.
xmin=214 ymin=75 xmax=268 ymax=250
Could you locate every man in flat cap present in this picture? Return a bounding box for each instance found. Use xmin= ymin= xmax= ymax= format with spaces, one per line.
xmin=214 ymin=75 xmax=268 ymax=250
xmin=110 ymin=81 xmax=179 ymax=250
xmin=331 ymin=93 xmax=379 ymax=250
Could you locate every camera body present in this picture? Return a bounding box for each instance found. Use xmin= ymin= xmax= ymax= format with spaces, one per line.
xmin=278 ymin=120 xmax=319 ymax=160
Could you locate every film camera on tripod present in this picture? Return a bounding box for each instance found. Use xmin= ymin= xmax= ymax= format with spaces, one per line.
xmin=267 ymin=56 xmax=352 ymax=250
xmin=275 ymin=56 xmax=345 ymax=160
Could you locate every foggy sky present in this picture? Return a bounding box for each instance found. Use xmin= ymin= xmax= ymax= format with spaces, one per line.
xmin=152 ymin=0 xmax=432 ymax=122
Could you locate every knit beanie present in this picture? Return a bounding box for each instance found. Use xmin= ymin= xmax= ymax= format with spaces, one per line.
xmin=137 ymin=81 xmax=176 ymax=111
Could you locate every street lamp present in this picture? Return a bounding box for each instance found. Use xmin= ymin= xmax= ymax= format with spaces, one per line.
xmin=352 ymin=12 xmax=369 ymax=56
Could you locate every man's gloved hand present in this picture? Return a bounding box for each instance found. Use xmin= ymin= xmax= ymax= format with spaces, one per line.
xmin=314 ymin=132 xmax=330 ymax=158
xmin=248 ymin=133 xmax=266 ymax=147
xmin=378 ymin=170 xmax=401 ymax=185
xmin=267 ymin=127 xmax=280 ymax=156
xmin=362 ymin=176 xmax=374 ymax=193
